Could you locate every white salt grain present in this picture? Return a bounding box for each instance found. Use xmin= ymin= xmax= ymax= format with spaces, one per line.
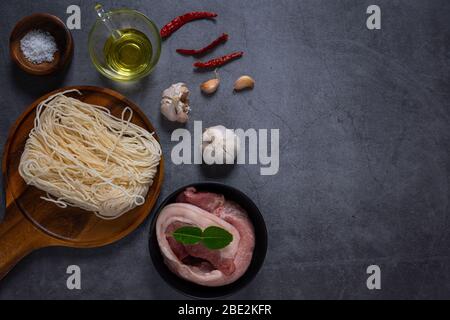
xmin=20 ymin=29 xmax=58 ymax=64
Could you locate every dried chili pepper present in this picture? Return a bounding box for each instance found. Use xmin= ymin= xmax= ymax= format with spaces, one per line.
xmin=194 ymin=51 xmax=244 ymax=69
xmin=160 ymin=11 xmax=218 ymax=39
xmin=176 ymin=33 xmax=229 ymax=55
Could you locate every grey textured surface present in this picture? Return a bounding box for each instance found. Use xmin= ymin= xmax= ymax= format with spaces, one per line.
xmin=0 ymin=0 xmax=449 ymax=300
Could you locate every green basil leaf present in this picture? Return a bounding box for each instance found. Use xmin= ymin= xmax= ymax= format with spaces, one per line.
xmin=172 ymin=226 xmax=202 ymax=245
xmin=201 ymin=226 xmax=233 ymax=250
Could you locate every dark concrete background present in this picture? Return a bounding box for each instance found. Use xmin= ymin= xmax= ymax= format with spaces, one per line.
xmin=0 ymin=0 xmax=449 ymax=299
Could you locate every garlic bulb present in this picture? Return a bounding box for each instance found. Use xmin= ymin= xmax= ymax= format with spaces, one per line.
xmin=202 ymin=125 xmax=240 ymax=165
xmin=160 ymin=83 xmax=190 ymax=123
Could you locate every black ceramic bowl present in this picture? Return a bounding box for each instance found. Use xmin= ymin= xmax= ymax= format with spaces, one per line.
xmin=149 ymin=182 xmax=268 ymax=299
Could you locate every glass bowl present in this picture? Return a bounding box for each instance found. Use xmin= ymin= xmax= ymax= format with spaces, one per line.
xmin=88 ymin=9 xmax=161 ymax=81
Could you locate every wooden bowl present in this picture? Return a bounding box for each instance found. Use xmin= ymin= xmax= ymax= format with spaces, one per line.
xmin=9 ymin=13 xmax=73 ymax=75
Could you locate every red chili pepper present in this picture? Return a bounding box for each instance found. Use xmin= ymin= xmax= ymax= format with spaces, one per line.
xmin=160 ymin=11 xmax=218 ymax=39
xmin=194 ymin=51 xmax=244 ymax=69
xmin=176 ymin=33 xmax=229 ymax=55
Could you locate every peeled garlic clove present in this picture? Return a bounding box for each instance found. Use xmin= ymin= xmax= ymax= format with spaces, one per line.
xmin=200 ymin=78 xmax=220 ymax=94
xmin=234 ymin=75 xmax=255 ymax=91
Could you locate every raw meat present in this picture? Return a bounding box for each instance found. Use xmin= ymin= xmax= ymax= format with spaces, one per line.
xmin=156 ymin=188 xmax=255 ymax=287
xmin=176 ymin=187 xmax=224 ymax=212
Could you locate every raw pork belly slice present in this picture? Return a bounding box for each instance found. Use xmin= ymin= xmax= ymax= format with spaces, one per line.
xmin=176 ymin=187 xmax=225 ymax=212
xmin=156 ymin=187 xmax=255 ymax=286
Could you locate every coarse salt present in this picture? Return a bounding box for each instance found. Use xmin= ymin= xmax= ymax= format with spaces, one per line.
xmin=20 ymin=29 xmax=58 ymax=64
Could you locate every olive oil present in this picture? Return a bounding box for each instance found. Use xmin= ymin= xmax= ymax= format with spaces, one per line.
xmin=103 ymin=28 xmax=153 ymax=79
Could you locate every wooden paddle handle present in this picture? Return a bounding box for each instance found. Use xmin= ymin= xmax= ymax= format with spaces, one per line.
xmin=0 ymin=203 xmax=48 ymax=280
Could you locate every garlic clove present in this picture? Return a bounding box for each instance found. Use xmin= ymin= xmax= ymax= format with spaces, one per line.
xmin=200 ymin=78 xmax=220 ymax=94
xmin=234 ymin=75 xmax=255 ymax=91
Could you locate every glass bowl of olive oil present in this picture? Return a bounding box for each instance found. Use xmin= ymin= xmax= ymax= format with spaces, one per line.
xmin=88 ymin=9 xmax=161 ymax=81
